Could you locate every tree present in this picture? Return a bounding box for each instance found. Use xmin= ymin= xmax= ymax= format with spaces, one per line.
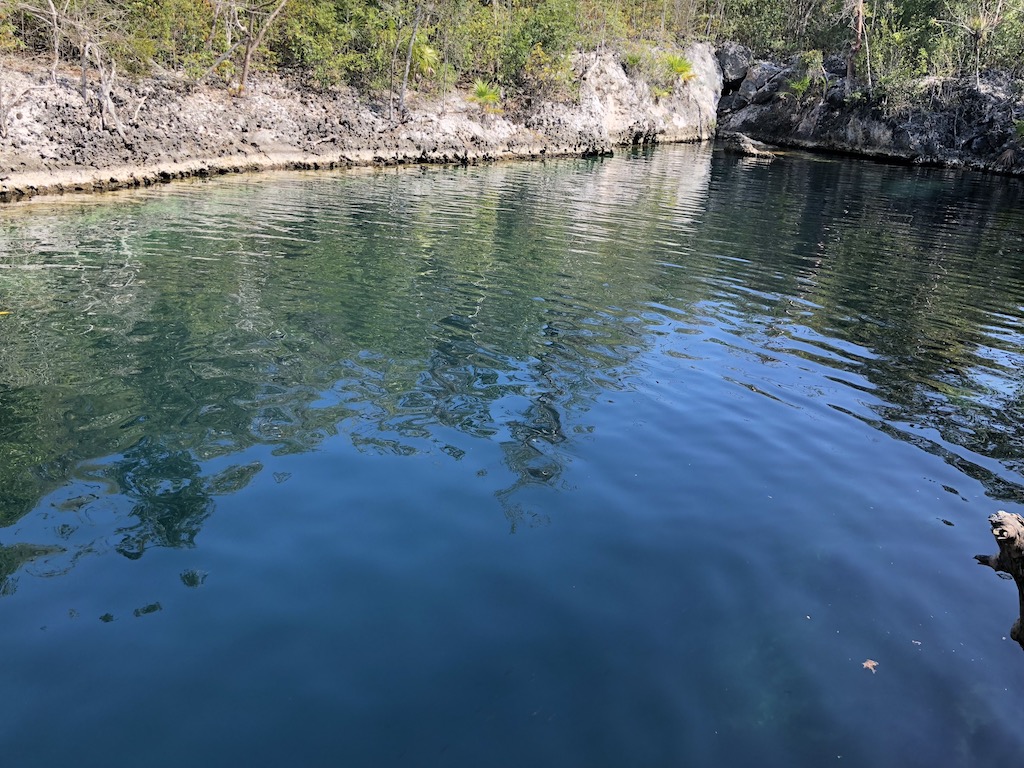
xmin=238 ymin=0 xmax=290 ymax=93
xmin=940 ymin=0 xmax=1006 ymax=86
xmin=846 ymin=0 xmax=865 ymax=90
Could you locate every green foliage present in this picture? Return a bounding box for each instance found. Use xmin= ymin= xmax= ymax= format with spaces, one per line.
xmin=621 ymin=41 xmax=696 ymax=97
xmin=126 ymin=0 xmax=214 ymax=71
xmin=785 ymin=49 xmax=825 ymax=99
xmin=1015 ymin=120 xmax=1024 ymax=139
xmin=276 ymin=0 xmax=367 ymax=87
xmin=469 ymin=78 xmax=502 ymax=113
xmin=662 ymin=52 xmax=695 ymax=82
xmin=523 ymin=43 xmax=578 ymax=102
xmin=4 ymin=0 xmax=1024 ymax=99
xmin=786 ymin=73 xmax=812 ymax=98
xmin=0 ymin=10 xmax=23 ymax=54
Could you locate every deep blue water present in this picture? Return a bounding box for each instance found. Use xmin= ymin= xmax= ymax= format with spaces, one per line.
xmin=2 ymin=145 xmax=1024 ymax=766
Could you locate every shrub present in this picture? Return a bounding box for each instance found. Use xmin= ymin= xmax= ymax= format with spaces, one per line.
xmin=523 ymin=43 xmax=578 ymax=103
xmin=786 ymin=73 xmax=811 ymax=98
xmin=469 ymin=79 xmax=502 ymax=114
xmin=661 ymin=52 xmax=694 ymax=82
xmin=785 ymin=49 xmax=824 ymax=100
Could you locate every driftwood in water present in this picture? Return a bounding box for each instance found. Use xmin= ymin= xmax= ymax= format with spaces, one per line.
xmin=976 ymin=511 xmax=1024 ymax=648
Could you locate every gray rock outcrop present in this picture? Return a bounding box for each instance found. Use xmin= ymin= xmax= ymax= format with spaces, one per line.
xmin=716 ymin=42 xmax=753 ymax=86
xmin=0 ymin=43 xmax=722 ymax=202
xmin=717 ymin=57 xmax=1024 ymax=175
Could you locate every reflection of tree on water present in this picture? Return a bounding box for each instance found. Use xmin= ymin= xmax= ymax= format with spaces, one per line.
xmin=4 ymin=145 xmax=1024 ymax=589
xmin=110 ymin=438 xmax=213 ymax=559
xmin=0 ymin=149 xmax=714 ymax=581
xmin=0 ymin=543 xmax=65 ymax=596
xmin=697 ymin=154 xmax=1024 ymax=500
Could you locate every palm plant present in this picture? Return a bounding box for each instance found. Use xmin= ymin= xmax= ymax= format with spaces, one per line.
xmin=468 ymin=79 xmax=501 ymax=114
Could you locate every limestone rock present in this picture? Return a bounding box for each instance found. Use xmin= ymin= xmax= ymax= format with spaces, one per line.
xmin=717 ymin=66 xmax=1024 ymax=175
xmin=716 ymin=42 xmax=753 ymax=85
xmin=718 ymin=131 xmax=777 ymax=159
xmin=0 ymin=45 xmax=722 ymax=202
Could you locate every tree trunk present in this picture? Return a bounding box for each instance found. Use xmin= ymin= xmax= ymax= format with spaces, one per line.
xmin=976 ymin=511 xmax=1024 ymax=650
xmin=238 ymin=0 xmax=290 ymax=95
xmin=46 ymin=0 xmax=60 ymax=81
xmin=845 ymin=0 xmax=864 ymax=94
xmin=388 ymin=9 xmax=404 ymax=121
xmin=398 ymin=3 xmax=423 ymax=119
xmin=239 ymin=11 xmax=257 ymax=93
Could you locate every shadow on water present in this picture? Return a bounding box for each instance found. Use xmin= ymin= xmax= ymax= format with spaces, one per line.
xmin=0 ymin=146 xmax=1023 ymax=589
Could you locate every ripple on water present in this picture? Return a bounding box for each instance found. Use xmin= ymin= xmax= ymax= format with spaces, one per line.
xmin=1 ymin=147 xmax=1024 ymax=765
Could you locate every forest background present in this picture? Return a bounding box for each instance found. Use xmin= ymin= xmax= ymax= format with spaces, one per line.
xmin=0 ymin=0 xmax=1021 ymax=114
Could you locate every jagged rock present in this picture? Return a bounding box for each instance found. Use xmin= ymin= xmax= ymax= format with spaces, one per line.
xmin=716 ymin=42 xmax=753 ymax=85
xmin=735 ymin=63 xmax=785 ymax=109
xmin=718 ymin=66 xmax=1024 ymax=175
xmin=718 ymin=131 xmax=777 ymax=159
xmin=0 ymin=44 xmax=723 ymax=202
xmin=977 ymin=511 xmax=1024 ymax=649
xmin=823 ymin=55 xmax=847 ymax=77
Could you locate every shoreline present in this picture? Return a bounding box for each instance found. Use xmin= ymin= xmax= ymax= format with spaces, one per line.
xmin=715 ymin=45 xmax=1024 ymax=178
xmin=0 ymin=45 xmax=723 ymax=205
xmin=0 ymin=143 xmax=625 ymax=204
xmin=6 ymin=40 xmax=1022 ymax=205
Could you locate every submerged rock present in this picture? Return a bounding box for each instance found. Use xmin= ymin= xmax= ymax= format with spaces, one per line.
xmin=718 ymin=131 xmax=777 ymax=159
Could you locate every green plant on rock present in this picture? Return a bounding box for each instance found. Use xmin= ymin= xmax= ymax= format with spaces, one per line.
xmin=661 ymin=52 xmax=695 ymax=82
xmin=622 ymin=51 xmax=642 ymax=72
xmin=468 ymin=78 xmax=502 ymax=114
xmin=785 ymin=49 xmax=825 ymax=100
xmin=786 ymin=73 xmax=812 ymax=97
xmin=800 ymin=49 xmax=825 ymax=80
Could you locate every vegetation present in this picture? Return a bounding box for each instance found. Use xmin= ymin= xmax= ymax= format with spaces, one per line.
xmin=784 ymin=49 xmax=824 ymax=99
xmin=468 ymin=77 xmax=502 ymax=113
xmin=1 ymin=0 xmax=1022 ymax=109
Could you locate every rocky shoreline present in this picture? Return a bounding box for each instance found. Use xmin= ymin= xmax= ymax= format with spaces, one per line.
xmin=715 ymin=42 xmax=1024 ymax=176
xmin=4 ymin=40 xmax=1023 ymax=204
xmin=0 ymin=44 xmax=721 ymax=203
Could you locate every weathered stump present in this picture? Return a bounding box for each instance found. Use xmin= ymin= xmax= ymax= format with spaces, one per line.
xmin=976 ymin=510 xmax=1024 ymax=648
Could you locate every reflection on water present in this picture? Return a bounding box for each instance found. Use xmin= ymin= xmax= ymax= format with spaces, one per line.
xmin=0 ymin=150 xmax=714 ymax=551
xmin=2 ymin=146 xmax=1024 ymax=765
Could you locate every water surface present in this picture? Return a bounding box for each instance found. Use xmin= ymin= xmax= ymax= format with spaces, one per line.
xmin=2 ymin=146 xmax=1024 ymax=766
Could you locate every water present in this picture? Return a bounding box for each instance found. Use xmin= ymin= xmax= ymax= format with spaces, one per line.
xmin=1 ymin=146 xmax=1024 ymax=766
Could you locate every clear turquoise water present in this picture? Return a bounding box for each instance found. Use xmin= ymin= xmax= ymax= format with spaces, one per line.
xmin=2 ymin=145 xmax=1024 ymax=766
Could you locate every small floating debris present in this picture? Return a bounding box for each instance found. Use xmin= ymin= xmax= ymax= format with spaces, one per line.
xmin=133 ymin=602 xmax=162 ymax=617
xmin=862 ymin=659 xmax=879 ymax=673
